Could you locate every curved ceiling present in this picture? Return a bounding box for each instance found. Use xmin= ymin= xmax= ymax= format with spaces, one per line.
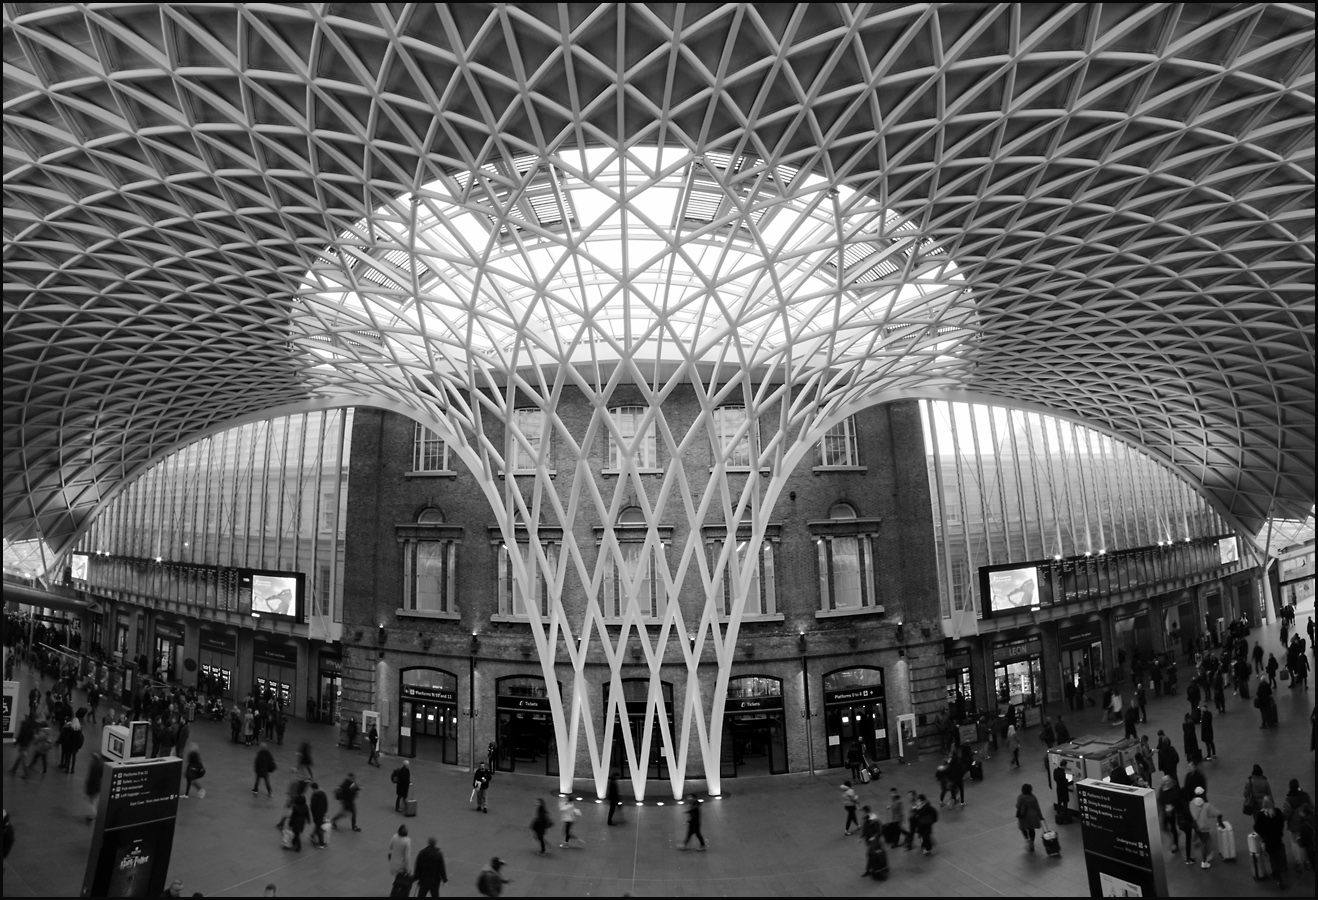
xmin=3 ymin=3 xmax=1314 ymax=554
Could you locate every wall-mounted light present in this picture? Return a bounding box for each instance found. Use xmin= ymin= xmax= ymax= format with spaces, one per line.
xmin=376 ymin=624 xmax=387 ymax=645
xmin=798 ymin=631 xmax=807 ymax=651
xmin=470 ymin=632 xmax=480 ymax=654
xmin=894 ymin=622 xmax=906 ymax=645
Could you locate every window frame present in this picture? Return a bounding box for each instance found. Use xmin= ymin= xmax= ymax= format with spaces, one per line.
xmin=411 ymin=422 xmax=450 ymax=473
xmin=596 ymin=522 xmax=673 ymax=621
xmin=713 ymin=406 xmax=757 ymax=469
xmin=607 ymin=406 xmax=659 ymax=471
xmin=701 ymin=523 xmax=784 ymax=621
xmin=492 ymin=532 xmax=562 ymax=621
xmin=511 ymin=408 xmax=547 ymax=473
xmin=395 ymin=515 xmax=463 ymax=620
xmin=810 ymin=512 xmax=884 ymax=617
xmin=816 ymin=415 xmax=860 ymax=468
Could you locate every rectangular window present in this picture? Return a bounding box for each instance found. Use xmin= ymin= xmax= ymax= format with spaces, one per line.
xmin=609 ymin=407 xmax=657 ymax=469
xmin=714 ymin=406 xmax=755 ymax=467
xmin=818 ymin=416 xmax=859 ymax=466
xmin=403 ymin=540 xmax=457 ymax=613
xmin=818 ymin=534 xmax=879 ymax=611
xmin=512 ymin=409 xmax=546 ymax=471
xmin=412 ymin=423 xmax=448 ymax=472
xmin=602 ymin=540 xmax=665 ymax=619
xmin=497 ymin=542 xmax=557 ymax=618
xmin=715 ymin=540 xmax=776 ymax=617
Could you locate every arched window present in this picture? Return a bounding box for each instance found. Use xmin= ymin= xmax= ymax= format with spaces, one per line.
xmin=812 ymin=503 xmax=882 ymax=614
xmin=396 ymin=509 xmax=462 ymax=616
xmin=597 ymin=508 xmax=671 ymax=620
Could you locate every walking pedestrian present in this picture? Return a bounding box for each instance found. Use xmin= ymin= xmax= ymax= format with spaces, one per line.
xmin=1181 ymin=713 xmax=1201 ymax=764
xmin=296 ymin=741 xmax=312 ymax=780
xmin=9 ymin=715 xmax=35 ymax=776
xmin=346 ymin=716 xmax=358 ymax=750
xmin=1015 ymin=783 xmax=1044 ymax=852
xmin=472 ymin=761 xmax=492 ymax=812
xmin=1136 ymin=683 xmax=1148 ymax=722
xmin=606 ymin=773 xmax=621 ymax=825
xmin=847 ymin=740 xmax=864 ymax=781
xmin=84 ymin=751 xmax=103 ymax=823
xmin=277 ymin=776 xmax=307 ymax=831
xmin=183 ymin=743 xmax=206 ymax=798
xmin=1253 ymin=641 xmax=1265 ymax=674
xmin=387 ymin=825 xmax=412 ymax=897
xmin=1199 ymin=707 xmax=1216 ymax=760
xmin=912 ymin=793 xmax=938 ymax=855
xmin=887 ymin=787 xmax=909 ymax=849
xmin=859 ymin=805 xmax=882 ymax=875
xmin=252 ymin=741 xmax=276 ymax=796
xmin=682 ymin=796 xmax=707 ymax=850
xmin=330 ymin=772 xmax=362 ymax=832
xmin=841 ymin=780 xmax=860 ymax=834
xmin=367 ymin=723 xmax=381 ymax=767
xmin=285 ymin=792 xmax=309 ymax=852
xmin=1254 ymin=797 xmax=1289 ymax=887
xmin=1282 ymin=778 xmax=1313 ymax=873
xmin=1183 ymin=759 xmax=1207 ymax=800
xmin=392 ymin=759 xmax=411 ymax=813
xmin=413 ymin=837 xmax=447 ymax=897
xmin=475 ymin=858 xmax=510 ymax=898
xmin=1243 ymin=764 xmax=1273 ymax=815
xmin=1189 ymin=786 xmax=1221 ymax=868
xmin=1006 ymin=724 xmax=1021 ymax=768
xmin=531 ymin=799 xmax=552 ymax=855
xmin=1266 ymin=653 xmax=1279 ymax=690
xmin=309 ymin=782 xmax=329 ymax=849
xmin=559 ymin=796 xmax=584 ymax=848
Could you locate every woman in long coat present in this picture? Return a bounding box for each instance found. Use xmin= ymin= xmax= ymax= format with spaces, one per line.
xmin=1015 ymin=783 xmax=1045 ymax=852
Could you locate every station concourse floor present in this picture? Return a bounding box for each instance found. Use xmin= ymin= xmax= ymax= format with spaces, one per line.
xmin=3 ymin=606 xmax=1314 ymax=898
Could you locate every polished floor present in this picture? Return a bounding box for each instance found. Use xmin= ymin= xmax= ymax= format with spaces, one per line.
xmin=3 ymin=606 xmax=1314 ymax=897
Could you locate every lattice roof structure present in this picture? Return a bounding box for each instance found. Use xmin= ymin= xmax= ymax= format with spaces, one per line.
xmin=5 ymin=2 xmax=1316 ymax=555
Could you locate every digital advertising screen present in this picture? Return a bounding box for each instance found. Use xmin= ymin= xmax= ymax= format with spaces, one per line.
xmin=241 ymin=569 xmax=304 ymax=621
xmin=981 ymin=564 xmax=1048 ymax=617
xmin=1217 ymin=536 xmax=1238 ymax=565
xmin=70 ymin=552 xmax=89 ymax=582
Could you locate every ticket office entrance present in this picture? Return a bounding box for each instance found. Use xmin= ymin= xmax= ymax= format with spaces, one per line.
xmin=495 ymin=676 xmax=559 ymax=776
xmin=399 ymin=669 xmax=458 ymax=765
xmin=153 ymin=622 xmax=185 ymax=683
xmin=720 ymin=675 xmax=788 ymax=777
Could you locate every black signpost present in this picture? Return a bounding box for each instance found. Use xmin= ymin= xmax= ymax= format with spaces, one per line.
xmin=81 ymin=756 xmax=183 ymax=897
xmin=1076 ymin=778 xmax=1167 ymax=897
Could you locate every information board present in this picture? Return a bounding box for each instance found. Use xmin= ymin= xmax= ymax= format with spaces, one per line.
xmin=2 ymin=680 xmax=17 ymax=741
xmin=1076 ymin=778 xmax=1167 ymax=897
xmin=82 ymin=756 xmax=182 ymax=897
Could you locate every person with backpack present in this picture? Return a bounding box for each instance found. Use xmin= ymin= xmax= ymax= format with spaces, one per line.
xmin=476 ymin=857 xmax=510 ymax=897
xmin=330 ymin=772 xmax=361 ymax=832
xmin=1189 ymin=786 xmax=1222 ymax=868
xmin=183 ymin=743 xmax=206 ymax=798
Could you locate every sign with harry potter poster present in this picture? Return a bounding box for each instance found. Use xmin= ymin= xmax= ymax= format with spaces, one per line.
xmin=81 ymin=756 xmax=182 ymax=897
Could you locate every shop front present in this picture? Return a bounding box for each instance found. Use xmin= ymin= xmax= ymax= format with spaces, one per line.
xmin=399 ymin=668 xmax=458 ymax=765
xmin=1057 ymin=620 xmax=1103 ymax=710
xmin=720 ymin=675 xmax=787 ymax=777
xmin=604 ymin=679 xmax=674 ymax=780
xmin=494 ymin=675 xmax=559 ymax=776
xmin=317 ymin=652 xmax=342 ymax=725
xmin=993 ymin=634 xmax=1043 ymax=726
xmin=252 ymin=638 xmax=298 ymax=711
xmin=198 ymin=628 xmax=236 ymax=700
xmin=152 ymin=620 xmax=185 ymax=683
xmin=823 ymin=666 xmax=890 ymax=766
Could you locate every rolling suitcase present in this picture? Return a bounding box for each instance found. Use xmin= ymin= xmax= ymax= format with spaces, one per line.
xmin=882 ymin=820 xmax=903 ymax=847
xmin=867 ymin=843 xmax=889 ymax=879
xmin=404 ymin=797 xmax=418 ymax=817
xmin=1216 ymin=821 xmax=1236 ymax=860
xmin=860 ymin=767 xmax=871 ymax=783
xmin=1248 ymin=832 xmax=1270 ymax=880
xmin=969 ymin=759 xmax=984 ymax=781
xmin=1041 ymin=828 xmax=1061 ymax=857
xmin=1053 ymin=803 xmax=1073 ymax=825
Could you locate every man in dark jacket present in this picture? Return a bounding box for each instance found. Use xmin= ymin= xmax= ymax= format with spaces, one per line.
xmin=252 ymin=742 xmax=276 ymax=795
xmin=309 ymin=782 xmax=329 ymax=849
xmin=413 ymin=836 xmax=448 ymax=897
xmin=330 ymin=773 xmax=361 ymax=832
xmin=393 ymin=760 xmax=411 ymax=812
